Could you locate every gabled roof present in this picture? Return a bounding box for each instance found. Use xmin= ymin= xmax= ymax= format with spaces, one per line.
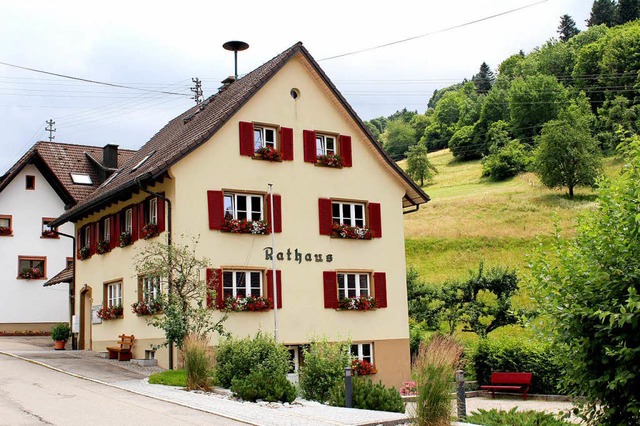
xmin=0 ymin=141 xmax=136 ymax=205
xmin=52 ymin=42 xmax=429 ymax=225
xmin=43 ymin=264 xmax=73 ymax=287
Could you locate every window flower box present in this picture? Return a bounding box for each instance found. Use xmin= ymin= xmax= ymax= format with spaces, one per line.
xmin=332 ymin=223 xmax=374 ymax=239
xmin=97 ymin=240 xmax=110 ymax=254
xmin=141 ymin=223 xmax=158 ymax=239
xmin=337 ymin=296 xmax=377 ymax=311
xmin=20 ymin=267 xmax=43 ymax=280
xmin=255 ymin=146 xmax=282 ymax=161
xmin=41 ymin=229 xmax=57 ymax=238
xmin=0 ymin=226 xmax=12 ymax=236
xmin=131 ymin=299 xmax=163 ymax=316
xmin=222 ymin=295 xmax=273 ymax=312
xmin=352 ymin=359 xmax=377 ymax=376
xmin=222 ymin=218 xmax=268 ymax=235
xmin=97 ymin=305 xmax=123 ymax=320
xmin=317 ymin=153 xmax=343 ymax=168
xmin=119 ymin=232 xmax=132 ymax=247
xmin=79 ymin=246 xmax=91 ymax=260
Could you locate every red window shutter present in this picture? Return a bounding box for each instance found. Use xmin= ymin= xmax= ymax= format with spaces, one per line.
xmin=323 ymin=271 xmax=338 ymax=309
xmin=368 ymin=203 xmax=382 ymax=238
xmin=340 ymin=135 xmax=352 ymax=167
xmin=131 ymin=204 xmax=139 ymax=242
xmin=89 ymin=223 xmax=97 ymax=255
xmin=76 ymin=229 xmax=82 ymax=259
xmin=109 ymin=215 xmax=117 ymax=249
xmin=138 ymin=201 xmax=146 ymax=231
xmin=318 ymin=198 xmax=333 ymax=235
xmin=266 ymin=194 xmax=283 ymax=233
xmin=157 ymin=197 xmax=166 ymax=233
xmin=280 ymin=127 xmax=294 ymax=161
xmin=239 ymin=121 xmax=255 ymax=156
xmin=374 ymin=272 xmax=387 ymax=308
xmin=207 ymin=190 xmax=224 ymax=230
xmin=267 ymin=270 xmax=283 ymax=309
xmin=303 ymin=130 xmax=317 ymax=163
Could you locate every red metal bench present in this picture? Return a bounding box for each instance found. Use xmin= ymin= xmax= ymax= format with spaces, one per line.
xmin=480 ymin=372 xmax=533 ymax=400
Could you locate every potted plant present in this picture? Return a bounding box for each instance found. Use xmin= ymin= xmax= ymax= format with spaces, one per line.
xmin=51 ymin=322 xmax=71 ymax=350
xmin=141 ymin=223 xmax=158 ymax=239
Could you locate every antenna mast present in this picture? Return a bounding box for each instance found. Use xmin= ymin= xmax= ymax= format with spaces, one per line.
xmin=45 ymin=119 xmax=56 ymax=141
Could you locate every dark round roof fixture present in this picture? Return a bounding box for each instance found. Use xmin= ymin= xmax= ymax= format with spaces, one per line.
xmin=223 ymin=41 xmax=249 ymax=80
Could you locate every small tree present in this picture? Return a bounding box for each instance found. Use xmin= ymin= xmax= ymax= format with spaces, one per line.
xmin=472 ymin=62 xmax=495 ymax=94
xmin=406 ymin=143 xmax=437 ymax=186
xmin=558 ymin=14 xmax=581 ymax=41
xmin=135 ymin=235 xmax=227 ymax=350
xmin=381 ymin=118 xmax=417 ymax=160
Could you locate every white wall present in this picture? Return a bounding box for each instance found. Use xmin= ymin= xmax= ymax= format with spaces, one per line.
xmin=0 ymin=164 xmax=72 ymax=324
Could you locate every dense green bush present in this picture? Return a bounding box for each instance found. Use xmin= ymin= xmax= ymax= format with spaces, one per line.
xmin=215 ymin=332 xmax=289 ymax=388
xmin=472 ymin=335 xmax=563 ymax=395
xmin=327 ymin=376 xmax=405 ymax=413
xmin=481 ymin=139 xmax=531 ymax=180
xmin=231 ymin=369 xmax=297 ymax=403
xmin=298 ymin=339 xmax=352 ymax=402
xmin=467 ymin=407 xmax=572 ymax=426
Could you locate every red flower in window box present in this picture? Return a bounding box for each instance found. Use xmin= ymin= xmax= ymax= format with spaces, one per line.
xmin=332 ymin=223 xmax=374 ymax=239
xmin=41 ymin=229 xmax=57 ymax=238
xmin=79 ymin=246 xmax=91 ymax=260
xmin=119 ymin=232 xmax=132 ymax=247
xmin=222 ymin=295 xmax=273 ymax=312
xmin=20 ymin=267 xmax=43 ymax=280
xmin=97 ymin=240 xmax=110 ymax=254
xmin=0 ymin=226 xmax=11 ymax=236
xmin=131 ymin=299 xmax=163 ymax=316
xmin=317 ymin=153 xmax=343 ymax=168
xmin=222 ymin=218 xmax=268 ymax=235
xmin=352 ymin=359 xmax=377 ymax=375
xmin=97 ymin=305 xmax=123 ymax=320
xmin=141 ymin=223 xmax=158 ymax=239
xmin=255 ymin=146 xmax=282 ymax=161
xmin=337 ymin=296 xmax=378 ymax=311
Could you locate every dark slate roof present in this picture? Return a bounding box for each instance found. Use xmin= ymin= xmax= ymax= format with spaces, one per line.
xmin=0 ymin=141 xmax=136 ymax=205
xmin=52 ymin=42 xmax=429 ymax=225
xmin=43 ymin=264 xmax=73 ymax=287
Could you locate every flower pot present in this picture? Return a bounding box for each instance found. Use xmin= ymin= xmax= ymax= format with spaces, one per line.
xmin=54 ymin=340 xmax=66 ymax=350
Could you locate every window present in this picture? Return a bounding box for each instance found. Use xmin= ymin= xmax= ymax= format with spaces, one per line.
xmin=254 ymin=126 xmax=277 ymax=152
xmin=42 ymin=218 xmax=58 ymax=238
xmin=105 ymin=281 xmax=122 ymax=308
xmin=140 ymin=276 xmax=162 ymax=302
xmin=0 ymin=215 xmax=12 ymax=236
xmin=70 ymin=173 xmax=92 ymax=185
xmin=66 ymin=257 xmax=73 ymax=268
xmin=223 ymin=193 xmax=263 ymax=221
xmin=83 ymin=225 xmax=91 ymax=249
xmin=147 ymin=198 xmax=158 ymax=225
xmin=102 ymin=217 xmax=111 ymax=242
xmin=131 ymin=152 xmax=155 ymax=172
xmin=18 ymin=256 xmax=46 ymax=279
xmin=222 ymin=270 xmax=263 ymax=298
xmin=316 ymin=134 xmax=336 ymax=157
xmin=351 ymin=343 xmax=373 ymax=364
xmin=124 ymin=208 xmax=133 ymax=234
xmin=25 ymin=175 xmax=35 ymax=190
xmin=332 ymin=201 xmax=365 ymax=227
xmin=319 ymin=199 xmax=381 ymax=238
xmin=338 ymin=272 xmax=370 ymax=299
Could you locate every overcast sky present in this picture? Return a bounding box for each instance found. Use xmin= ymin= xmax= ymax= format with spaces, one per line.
xmin=0 ymin=0 xmax=591 ymax=173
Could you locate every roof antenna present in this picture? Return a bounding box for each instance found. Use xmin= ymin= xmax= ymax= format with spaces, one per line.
xmin=222 ymin=41 xmax=249 ymax=80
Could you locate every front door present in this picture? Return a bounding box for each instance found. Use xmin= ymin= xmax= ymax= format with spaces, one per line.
xmin=79 ymin=287 xmax=92 ymax=350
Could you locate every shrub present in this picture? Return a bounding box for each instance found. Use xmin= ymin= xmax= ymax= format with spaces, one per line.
xmin=183 ymin=335 xmax=213 ymax=391
xmin=231 ymin=369 xmax=297 ymax=403
xmin=467 ymin=407 xmax=572 ymax=426
xmin=413 ymin=334 xmax=462 ymax=426
xmin=472 ymin=335 xmax=563 ymax=395
xmin=298 ymin=338 xmax=352 ymax=402
xmin=481 ymin=139 xmax=531 ymax=180
xmin=215 ymin=332 xmax=289 ymax=388
xmin=327 ymin=376 xmax=405 ymax=413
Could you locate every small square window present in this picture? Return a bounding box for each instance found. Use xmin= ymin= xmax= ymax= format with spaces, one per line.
xmin=42 ymin=218 xmax=58 ymax=238
xmin=316 ymin=134 xmax=336 ymax=157
xmin=254 ymin=126 xmax=278 ymax=152
xmin=351 ymin=343 xmax=374 ymax=364
xmin=0 ymin=215 xmax=12 ymax=236
xmin=18 ymin=256 xmax=46 ymax=280
xmin=25 ymin=175 xmax=35 ymax=190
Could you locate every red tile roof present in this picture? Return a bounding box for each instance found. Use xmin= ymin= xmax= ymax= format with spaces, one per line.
xmin=43 ymin=264 xmax=73 ymax=287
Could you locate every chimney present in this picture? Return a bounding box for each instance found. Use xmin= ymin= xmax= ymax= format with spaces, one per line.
xmin=103 ymin=144 xmax=119 ymax=169
xmin=218 ymin=76 xmax=236 ymax=93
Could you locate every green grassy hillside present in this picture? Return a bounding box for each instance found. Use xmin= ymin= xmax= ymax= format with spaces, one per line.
xmin=403 ymin=149 xmax=623 ymax=283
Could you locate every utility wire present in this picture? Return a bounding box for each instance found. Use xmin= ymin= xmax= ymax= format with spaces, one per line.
xmin=318 ymin=0 xmax=548 ymax=61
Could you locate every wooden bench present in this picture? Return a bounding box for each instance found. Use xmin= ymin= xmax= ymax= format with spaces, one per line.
xmin=480 ymin=372 xmax=533 ymax=400
xmin=106 ymin=334 xmax=135 ymax=361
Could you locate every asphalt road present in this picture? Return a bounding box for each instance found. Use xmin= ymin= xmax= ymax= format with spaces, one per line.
xmin=0 ymin=354 xmax=244 ymax=426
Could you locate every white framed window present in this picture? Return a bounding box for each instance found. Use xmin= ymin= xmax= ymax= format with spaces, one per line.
xmin=351 ymin=343 xmax=373 ymax=364
xmin=142 ymin=276 xmax=161 ymax=302
xmin=223 ymin=193 xmax=264 ymax=221
xmin=125 ymin=208 xmax=133 ymax=234
xmin=148 ymin=198 xmax=158 ymax=225
xmin=316 ymin=134 xmax=336 ymax=156
xmin=83 ymin=226 xmax=91 ymax=249
xmin=332 ymin=201 xmax=365 ymax=227
xmin=106 ymin=282 xmax=122 ymax=307
xmin=103 ymin=217 xmax=111 ymax=242
xmin=338 ymin=272 xmax=370 ymax=299
xmin=222 ymin=270 xmax=263 ymax=299
xmin=254 ymin=126 xmax=277 ymax=152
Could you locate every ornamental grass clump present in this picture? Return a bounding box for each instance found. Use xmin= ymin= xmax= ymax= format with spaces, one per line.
xmin=183 ymin=334 xmax=214 ymax=391
xmin=412 ymin=334 xmax=462 ymax=426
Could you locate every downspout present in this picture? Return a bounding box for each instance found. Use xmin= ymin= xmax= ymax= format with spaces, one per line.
xmin=53 ymin=230 xmax=76 ymax=350
xmin=136 ymin=180 xmax=174 ymax=370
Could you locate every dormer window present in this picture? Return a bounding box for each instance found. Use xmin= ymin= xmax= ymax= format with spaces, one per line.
xmin=70 ymin=174 xmax=93 ymax=185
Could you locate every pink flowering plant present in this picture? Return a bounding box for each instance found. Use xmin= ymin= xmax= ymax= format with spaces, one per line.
xmin=97 ymin=305 xmax=123 ymax=320
xmin=131 ymin=299 xmax=163 ymax=316
xmin=141 ymin=223 xmax=158 ymax=239
xmin=0 ymin=226 xmax=11 ymax=236
xmin=332 ymin=222 xmax=373 ymax=239
xmin=20 ymin=267 xmax=43 ymax=280
xmin=255 ymin=146 xmax=282 ymax=161
xmin=222 ymin=295 xmax=273 ymax=312
xmin=400 ymin=380 xmax=417 ymax=396
xmin=317 ymin=153 xmax=343 ymax=168
xmin=222 ymin=218 xmax=268 ymax=234
xmin=337 ymin=295 xmax=378 ymax=311
xmin=352 ymin=359 xmax=377 ymax=375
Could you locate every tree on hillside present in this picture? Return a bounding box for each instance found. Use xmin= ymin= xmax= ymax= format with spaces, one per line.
xmin=587 ymin=0 xmax=617 ymax=27
xmin=406 ymin=143 xmax=437 ymax=186
xmin=427 ymin=82 xmax=464 ymax=109
xmin=534 ymin=100 xmax=602 ymax=198
xmin=617 ymin=0 xmax=640 ymax=24
xmin=381 ymin=119 xmax=416 ymax=160
xmin=558 ymin=14 xmax=581 ymax=41
xmin=529 ymin=137 xmax=640 ymax=424
xmin=472 ymin=62 xmax=495 ymax=94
